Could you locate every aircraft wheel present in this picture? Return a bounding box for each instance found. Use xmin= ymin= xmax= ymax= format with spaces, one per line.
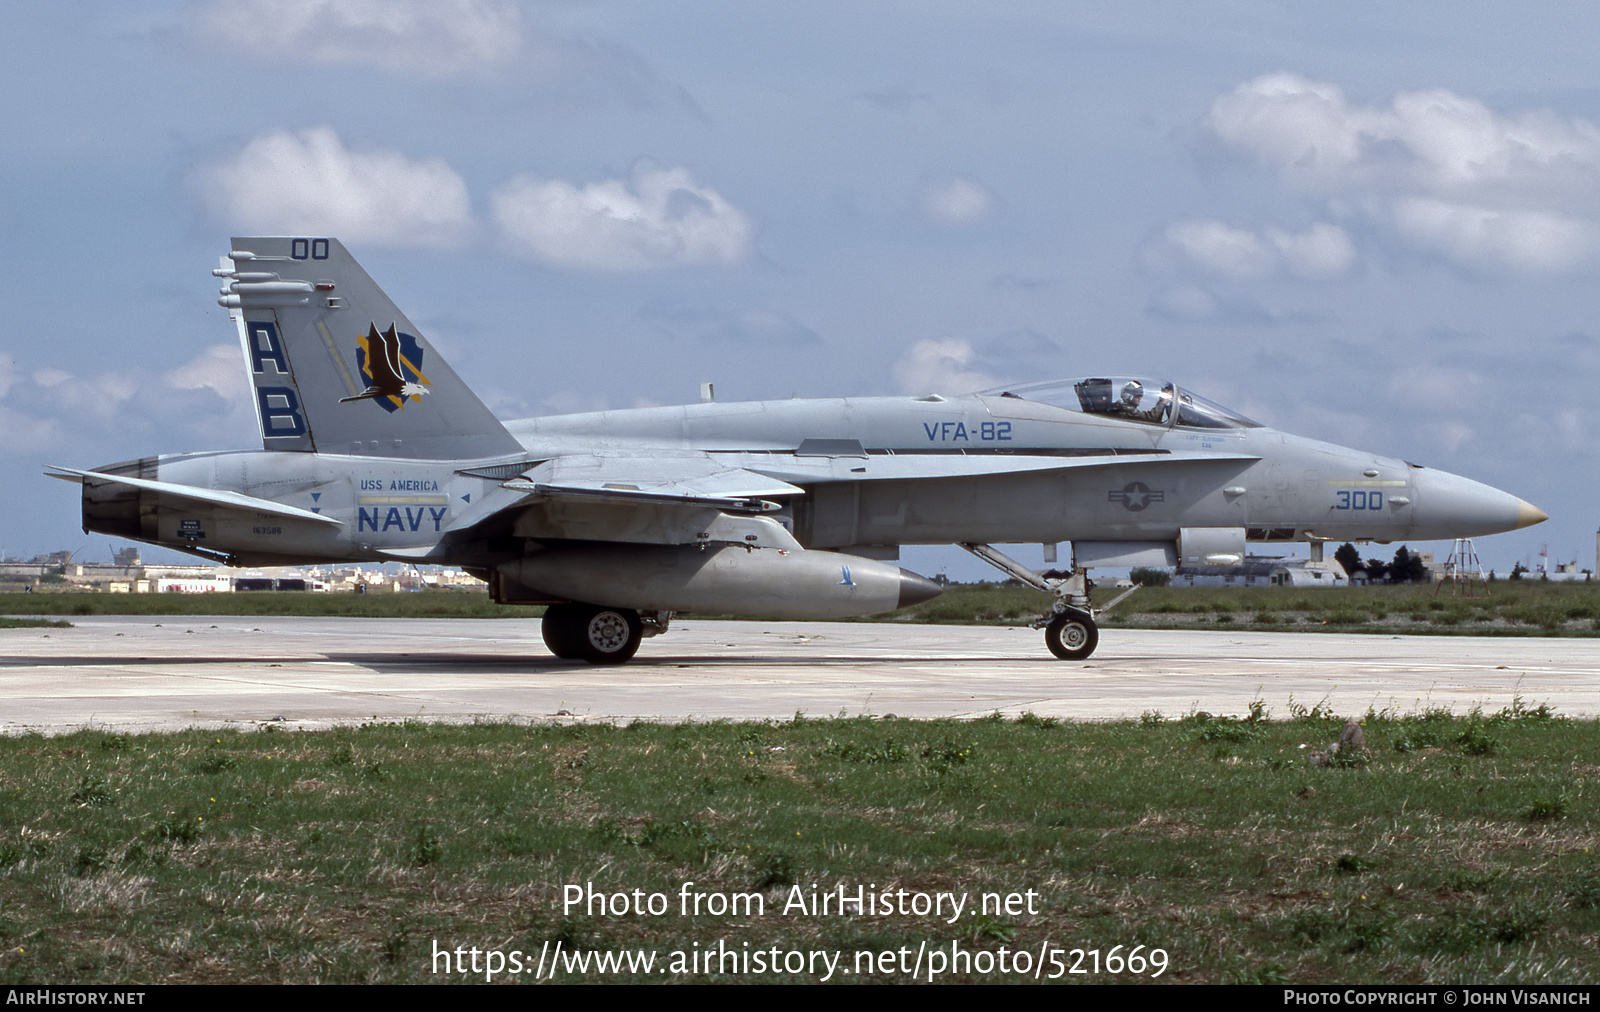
xmin=575 ymin=606 xmax=642 ymax=665
xmin=1045 ymin=610 xmax=1098 ymax=661
xmin=541 ymin=603 xmax=585 ymax=660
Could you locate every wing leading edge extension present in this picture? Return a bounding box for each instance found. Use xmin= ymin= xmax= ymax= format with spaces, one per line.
xmin=738 ymin=448 xmax=1261 ymax=484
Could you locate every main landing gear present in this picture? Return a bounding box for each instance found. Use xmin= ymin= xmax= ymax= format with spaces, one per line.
xmin=541 ymin=603 xmax=670 ymax=664
xmin=958 ymin=543 xmax=1137 ymax=661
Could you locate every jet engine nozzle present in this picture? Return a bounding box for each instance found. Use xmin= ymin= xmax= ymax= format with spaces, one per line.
xmin=81 ymin=458 xmax=158 ymax=541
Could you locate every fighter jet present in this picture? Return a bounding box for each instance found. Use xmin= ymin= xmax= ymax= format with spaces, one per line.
xmin=50 ymin=237 xmax=1546 ymax=664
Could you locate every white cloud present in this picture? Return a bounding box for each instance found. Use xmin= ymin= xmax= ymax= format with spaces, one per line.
xmin=0 ymin=346 xmax=259 ymax=462
xmin=1159 ymin=220 xmax=1276 ymax=280
xmin=491 ymin=164 xmax=754 ymax=271
xmin=1388 ymin=198 xmax=1592 ymax=275
xmin=1154 ymin=219 xmax=1354 ymax=281
xmin=891 ymin=339 xmax=999 ymax=395
xmin=1268 ymin=222 xmax=1357 ymax=280
xmin=167 ymin=344 xmax=251 ymax=402
xmin=1207 ymin=74 xmax=1600 ymax=198
xmin=196 ymin=0 xmax=523 ymax=77
xmin=920 ymin=177 xmax=993 ymax=225
xmin=1204 ymin=74 xmax=1600 ymax=274
xmin=1205 ymin=74 xmax=1375 ymax=190
xmin=194 ymin=127 xmax=473 ymax=248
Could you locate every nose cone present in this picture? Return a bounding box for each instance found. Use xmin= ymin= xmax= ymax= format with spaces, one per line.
xmin=1411 ymin=467 xmax=1547 ymax=539
xmin=897 ymin=569 xmax=944 ymax=609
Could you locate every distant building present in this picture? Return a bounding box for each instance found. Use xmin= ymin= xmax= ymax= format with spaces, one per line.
xmin=2 ymin=549 xmax=482 ymax=594
xmin=233 ymin=576 xmax=330 ymax=592
xmin=1541 ymin=561 xmax=1589 ymax=582
xmin=1171 ymin=556 xmax=1347 ymax=589
xmin=153 ymin=576 xmax=232 ymax=593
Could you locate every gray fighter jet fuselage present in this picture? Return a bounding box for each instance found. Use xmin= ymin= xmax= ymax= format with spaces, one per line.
xmin=53 ymin=237 xmax=1546 ymax=664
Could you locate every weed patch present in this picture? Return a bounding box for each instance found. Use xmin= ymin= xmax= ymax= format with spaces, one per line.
xmin=0 ymin=713 xmax=1593 ymax=983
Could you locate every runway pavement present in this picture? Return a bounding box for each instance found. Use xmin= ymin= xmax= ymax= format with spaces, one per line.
xmin=2 ymin=615 xmax=1596 ymax=734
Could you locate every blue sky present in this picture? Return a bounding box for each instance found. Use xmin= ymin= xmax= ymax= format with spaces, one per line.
xmin=1 ymin=1 xmax=1594 ymax=578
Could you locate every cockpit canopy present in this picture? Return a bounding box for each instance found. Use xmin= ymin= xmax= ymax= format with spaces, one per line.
xmin=986 ymin=377 xmax=1260 ymax=430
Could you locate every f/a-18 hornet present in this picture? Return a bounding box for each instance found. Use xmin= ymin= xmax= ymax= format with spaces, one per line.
xmin=52 ymin=237 xmax=1546 ymax=663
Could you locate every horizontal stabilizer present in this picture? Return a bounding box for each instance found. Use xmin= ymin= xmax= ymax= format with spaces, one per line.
xmin=45 ymin=466 xmax=342 ymax=526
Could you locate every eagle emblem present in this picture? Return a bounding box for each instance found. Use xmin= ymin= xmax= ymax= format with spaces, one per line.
xmin=342 ymin=323 xmax=432 ymax=412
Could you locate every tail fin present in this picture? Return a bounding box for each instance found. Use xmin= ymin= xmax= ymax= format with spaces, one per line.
xmin=217 ymin=236 xmax=522 ymax=460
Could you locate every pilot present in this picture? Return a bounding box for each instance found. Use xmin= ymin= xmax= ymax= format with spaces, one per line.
xmin=1118 ymin=380 xmax=1171 ymax=424
xmin=1119 ymin=381 xmax=1144 ymax=413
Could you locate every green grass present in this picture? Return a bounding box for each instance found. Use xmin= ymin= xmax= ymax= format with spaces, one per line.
xmin=1094 ymin=581 xmax=1600 ymax=637
xmin=0 ymin=703 xmax=1596 ymax=983
xmin=0 ymin=588 xmax=527 ymax=619
xmin=0 ymin=617 xmax=70 ymax=629
xmin=871 ymin=580 xmax=1600 ymax=637
xmin=7 ymin=581 xmax=1600 ymax=637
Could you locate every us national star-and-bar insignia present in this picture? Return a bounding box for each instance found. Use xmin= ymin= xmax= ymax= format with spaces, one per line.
xmin=1108 ymin=481 xmax=1165 ymax=512
xmin=341 ymin=323 xmax=433 ymax=412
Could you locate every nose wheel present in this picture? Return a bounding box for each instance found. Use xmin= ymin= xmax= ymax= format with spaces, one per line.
xmin=1045 ymin=609 xmax=1098 ymax=661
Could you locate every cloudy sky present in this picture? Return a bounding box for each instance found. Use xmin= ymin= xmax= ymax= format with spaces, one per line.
xmin=1 ymin=1 xmax=1595 ymax=578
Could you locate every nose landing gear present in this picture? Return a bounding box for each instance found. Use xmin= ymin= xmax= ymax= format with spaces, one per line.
xmin=958 ymin=543 xmax=1139 ymax=661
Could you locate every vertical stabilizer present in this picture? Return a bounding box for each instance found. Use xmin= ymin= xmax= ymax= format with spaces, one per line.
xmin=217 ymin=237 xmax=523 ymax=460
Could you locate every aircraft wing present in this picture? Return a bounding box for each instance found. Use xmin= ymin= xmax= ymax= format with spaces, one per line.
xmin=46 ymin=466 xmax=343 ymax=526
xmin=445 ymin=454 xmax=805 ymax=550
xmin=504 ymin=454 xmax=803 ymax=510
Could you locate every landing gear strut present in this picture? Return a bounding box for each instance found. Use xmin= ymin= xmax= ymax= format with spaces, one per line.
xmin=958 ymin=543 xmax=1138 ymax=661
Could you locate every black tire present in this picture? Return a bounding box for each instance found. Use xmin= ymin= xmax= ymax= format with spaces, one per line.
xmin=1045 ymin=610 xmax=1098 ymax=660
xmin=541 ymin=603 xmax=585 ymax=659
xmin=574 ymin=606 xmax=642 ymax=665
